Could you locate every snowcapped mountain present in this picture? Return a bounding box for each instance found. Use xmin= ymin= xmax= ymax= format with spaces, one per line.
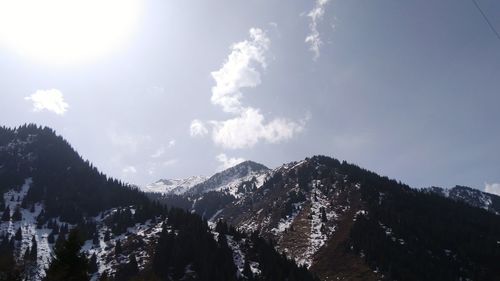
xmin=142 ymin=176 xmax=208 ymax=195
xmin=143 ymin=161 xmax=269 ymax=198
xmin=187 ymin=160 xmax=270 ymax=197
xmin=160 ymin=156 xmax=500 ymax=281
xmin=0 ymin=125 xmax=317 ymax=281
xmin=3 ymin=125 xmax=500 ymax=281
xmin=423 ymin=185 xmax=500 ymax=214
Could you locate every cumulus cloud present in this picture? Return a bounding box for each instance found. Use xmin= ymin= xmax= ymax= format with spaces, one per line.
xmin=190 ymin=28 xmax=307 ymax=149
xmin=25 ymin=89 xmax=69 ymax=115
xmin=305 ymin=0 xmax=330 ymax=60
xmin=210 ymin=28 xmax=270 ymax=114
xmin=122 ymin=166 xmax=137 ymax=174
xmin=212 ymin=107 xmax=305 ymax=149
xmin=216 ymin=153 xmax=245 ymax=171
xmin=485 ymin=182 xmax=500 ymax=196
xmin=190 ymin=119 xmax=209 ymax=137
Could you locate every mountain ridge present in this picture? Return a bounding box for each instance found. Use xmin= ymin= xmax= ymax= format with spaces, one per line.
xmin=0 ymin=124 xmax=317 ymax=281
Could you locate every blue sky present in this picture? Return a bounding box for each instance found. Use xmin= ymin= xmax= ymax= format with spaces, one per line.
xmin=0 ymin=0 xmax=499 ymax=194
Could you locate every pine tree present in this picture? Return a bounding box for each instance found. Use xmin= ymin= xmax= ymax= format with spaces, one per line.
xmin=103 ymin=231 xmax=110 ymax=242
xmin=55 ymin=232 xmax=66 ymax=250
xmin=48 ymin=232 xmax=55 ymax=244
xmin=88 ymin=253 xmax=98 ymax=274
xmin=115 ymin=240 xmax=122 ymax=255
xmin=243 ymin=260 xmax=253 ymax=280
xmin=30 ymin=236 xmax=38 ymax=262
xmin=43 ymin=229 xmax=89 ymax=281
xmin=92 ymin=232 xmax=99 ymax=245
xmin=12 ymin=207 xmax=22 ymax=221
xmin=320 ymin=207 xmax=327 ymax=223
xmin=23 ymin=247 xmax=30 ymax=261
xmin=98 ymin=272 xmax=108 ymax=281
xmin=15 ymin=227 xmax=22 ymax=241
xmin=2 ymin=205 xmax=11 ymax=221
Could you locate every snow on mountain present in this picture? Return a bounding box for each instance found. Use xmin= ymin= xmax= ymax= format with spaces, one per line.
xmin=0 ymin=178 xmax=165 ymax=281
xmin=424 ymin=185 xmax=500 ymax=215
xmin=187 ymin=160 xmax=270 ymax=197
xmin=142 ymin=176 xmax=208 ymax=195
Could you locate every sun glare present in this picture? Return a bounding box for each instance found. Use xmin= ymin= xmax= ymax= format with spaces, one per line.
xmin=0 ymin=0 xmax=141 ymax=65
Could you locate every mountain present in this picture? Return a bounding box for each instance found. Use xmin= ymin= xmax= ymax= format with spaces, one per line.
xmin=153 ymin=156 xmax=500 ymax=281
xmin=143 ymin=176 xmax=208 ymax=195
xmin=186 ymin=160 xmax=270 ymax=197
xmin=424 ymin=185 xmax=500 ymax=214
xmin=148 ymin=161 xmax=270 ymax=220
xmin=3 ymin=124 xmax=500 ymax=281
xmin=0 ymin=125 xmax=318 ymax=281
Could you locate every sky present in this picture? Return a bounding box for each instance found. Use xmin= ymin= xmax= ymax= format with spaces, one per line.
xmin=0 ymin=0 xmax=499 ymax=194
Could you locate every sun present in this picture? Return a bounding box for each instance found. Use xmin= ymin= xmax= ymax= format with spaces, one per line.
xmin=0 ymin=0 xmax=141 ymax=65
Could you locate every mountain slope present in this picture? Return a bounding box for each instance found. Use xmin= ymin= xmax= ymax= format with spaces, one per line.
xmin=424 ymin=185 xmax=500 ymax=214
xmin=0 ymin=124 xmax=318 ymax=281
xmin=143 ymin=176 xmax=208 ymax=195
xmin=195 ymin=156 xmax=500 ymax=281
xmin=149 ymin=160 xmax=270 ymax=220
xmin=187 ymin=160 xmax=270 ymax=197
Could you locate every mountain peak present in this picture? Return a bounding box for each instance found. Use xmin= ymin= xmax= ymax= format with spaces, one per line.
xmin=225 ymin=160 xmax=269 ymax=173
xmin=143 ymin=175 xmax=208 ymax=195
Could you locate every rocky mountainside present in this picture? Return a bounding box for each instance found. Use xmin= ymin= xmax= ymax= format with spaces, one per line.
xmin=186 ymin=160 xmax=270 ymax=197
xmin=147 ymin=161 xmax=270 ymax=220
xmin=0 ymin=125 xmax=317 ymax=281
xmin=154 ymin=156 xmax=500 ymax=281
xmin=143 ymin=176 xmax=208 ymax=195
xmin=424 ymin=185 xmax=500 ymax=214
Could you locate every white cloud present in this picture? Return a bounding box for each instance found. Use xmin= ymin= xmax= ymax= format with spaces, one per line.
xmin=485 ymin=182 xmax=500 ymax=196
xmin=25 ymin=89 xmax=69 ymax=115
xmin=212 ymin=107 xmax=305 ymax=149
xmin=163 ymin=158 xmax=178 ymax=166
xmin=109 ymin=131 xmax=152 ymax=154
xmin=210 ymin=28 xmax=270 ymax=114
xmin=305 ymin=0 xmax=330 ymax=60
xmin=190 ymin=119 xmax=209 ymax=137
xmin=191 ymin=28 xmax=307 ymax=149
xmin=151 ymin=139 xmax=175 ymax=158
xmin=151 ymin=147 xmax=165 ymax=158
xmin=168 ymin=139 xmax=176 ymax=148
xmin=122 ymin=166 xmax=137 ymax=174
xmin=216 ymin=153 xmax=245 ymax=171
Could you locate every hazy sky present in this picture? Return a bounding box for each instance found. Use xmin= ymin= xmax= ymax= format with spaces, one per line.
xmin=1 ymin=0 xmax=499 ymax=194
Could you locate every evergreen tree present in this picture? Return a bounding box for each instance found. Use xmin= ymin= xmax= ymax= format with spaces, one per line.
xmin=23 ymin=247 xmax=30 ymax=261
xmin=54 ymin=233 xmax=66 ymax=253
xmin=30 ymin=236 xmax=38 ymax=262
xmin=15 ymin=227 xmax=22 ymax=241
xmin=98 ymin=272 xmax=108 ymax=281
xmin=48 ymin=232 xmax=55 ymax=244
xmin=320 ymin=207 xmax=327 ymax=223
xmin=103 ymin=231 xmax=110 ymax=242
xmin=243 ymin=260 xmax=253 ymax=280
xmin=88 ymin=253 xmax=98 ymax=274
xmin=115 ymin=240 xmax=122 ymax=255
xmin=43 ymin=229 xmax=89 ymax=281
xmin=12 ymin=207 xmax=22 ymax=221
xmin=2 ymin=205 xmax=11 ymax=221
xmin=92 ymin=232 xmax=99 ymax=245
